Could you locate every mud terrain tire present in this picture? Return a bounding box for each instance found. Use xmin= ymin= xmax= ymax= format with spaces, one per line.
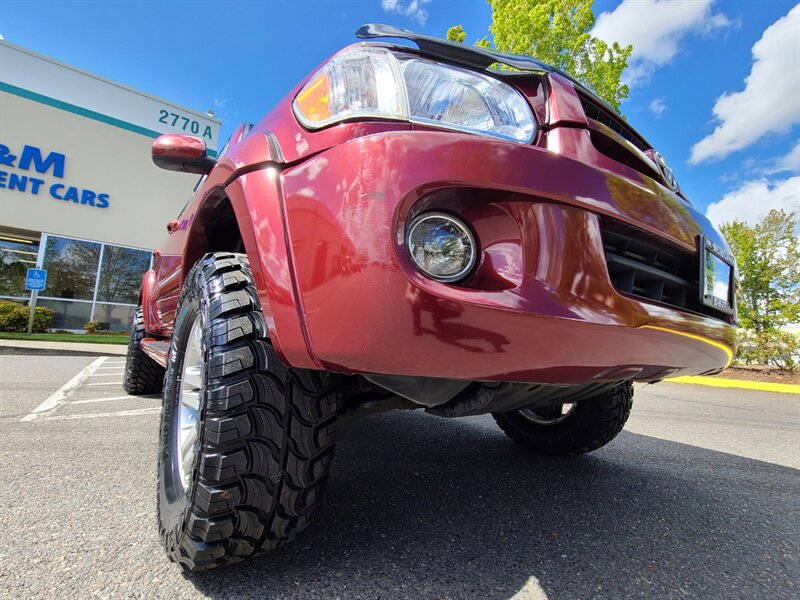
xmin=157 ymin=252 xmax=338 ymax=572
xmin=493 ymin=382 xmax=633 ymax=456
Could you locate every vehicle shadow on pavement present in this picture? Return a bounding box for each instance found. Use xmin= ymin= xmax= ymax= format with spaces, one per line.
xmin=186 ymin=410 xmax=799 ymax=599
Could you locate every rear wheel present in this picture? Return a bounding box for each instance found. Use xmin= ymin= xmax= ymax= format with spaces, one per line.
xmin=157 ymin=252 xmax=338 ymax=572
xmin=493 ymin=382 xmax=633 ymax=456
xmin=123 ymin=306 xmax=164 ymax=395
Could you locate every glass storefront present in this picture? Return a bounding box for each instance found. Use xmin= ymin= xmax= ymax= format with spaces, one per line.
xmin=0 ymin=233 xmax=40 ymax=298
xmin=36 ymin=298 xmax=93 ymax=330
xmin=43 ymin=237 xmax=101 ymax=300
xmin=0 ymin=231 xmax=151 ymax=331
xmin=96 ymin=245 xmax=152 ymax=305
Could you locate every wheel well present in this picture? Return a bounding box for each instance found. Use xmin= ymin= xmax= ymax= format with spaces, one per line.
xmin=184 ymin=196 xmax=245 ymax=270
xmin=205 ymin=197 xmax=244 ymax=254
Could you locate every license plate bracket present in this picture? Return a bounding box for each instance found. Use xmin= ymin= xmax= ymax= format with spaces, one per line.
xmin=700 ymin=236 xmax=735 ymax=314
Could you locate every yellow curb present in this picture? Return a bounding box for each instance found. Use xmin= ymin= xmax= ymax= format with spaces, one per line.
xmin=668 ymin=376 xmax=800 ymax=395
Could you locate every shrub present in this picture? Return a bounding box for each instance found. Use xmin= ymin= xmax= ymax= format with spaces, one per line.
xmin=31 ymin=307 xmax=54 ymax=333
xmin=737 ymin=328 xmax=799 ymax=373
xmin=83 ymin=321 xmax=102 ymax=334
xmin=0 ymin=300 xmax=54 ymax=333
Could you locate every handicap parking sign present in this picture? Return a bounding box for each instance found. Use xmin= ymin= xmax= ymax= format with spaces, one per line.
xmin=26 ymin=268 xmax=47 ymax=291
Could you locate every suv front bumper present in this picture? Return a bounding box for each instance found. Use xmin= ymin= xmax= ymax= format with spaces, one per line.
xmin=273 ymin=131 xmax=736 ymax=384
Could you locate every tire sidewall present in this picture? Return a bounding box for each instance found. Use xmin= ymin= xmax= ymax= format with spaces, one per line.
xmin=157 ymin=271 xmax=207 ymax=557
xmin=496 ymin=382 xmax=633 ymax=455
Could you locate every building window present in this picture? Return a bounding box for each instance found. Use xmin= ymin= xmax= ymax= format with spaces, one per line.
xmin=93 ymin=303 xmax=136 ymax=332
xmin=42 ymin=236 xmax=101 ymax=301
xmin=0 ymin=233 xmax=40 ymax=299
xmin=37 ymin=298 xmax=93 ymax=330
xmin=32 ymin=234 xmax=152 ymax=331
xmin=96 ymin=245 xmax=152 ymax=305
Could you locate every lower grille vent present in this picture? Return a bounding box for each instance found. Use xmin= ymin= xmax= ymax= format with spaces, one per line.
xmin=601 ymin=224 xmax=729 ymax=322
xmin=603 ymin=230 xmax=689 ymax=307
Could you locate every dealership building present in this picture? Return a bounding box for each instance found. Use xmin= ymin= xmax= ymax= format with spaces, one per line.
xmin=0 ymin=40 xmax=220 ymax=330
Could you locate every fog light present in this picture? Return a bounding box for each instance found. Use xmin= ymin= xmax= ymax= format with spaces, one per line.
xmin=407 ymin=212 xmax=477 ymax=282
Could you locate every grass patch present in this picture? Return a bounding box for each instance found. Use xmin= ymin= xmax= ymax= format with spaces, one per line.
xmin=0 ymin=332 xmax=129 ymax=345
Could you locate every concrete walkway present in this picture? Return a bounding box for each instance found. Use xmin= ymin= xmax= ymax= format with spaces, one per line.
xmin=0 ymin=339 xmax=127 ymax=356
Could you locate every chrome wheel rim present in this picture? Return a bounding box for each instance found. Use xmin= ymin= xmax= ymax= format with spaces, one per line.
xmin=519 ymin=403 xmax=576 ymax=426
xmin=176 ymin=317 xmax=203 ymax=492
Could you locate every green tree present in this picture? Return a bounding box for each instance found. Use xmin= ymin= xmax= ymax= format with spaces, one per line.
xmin=446 ymin=25 xmax=467 ymax=43
xmin=720 ymin=210 xmax=800 ymax=333
xmin=448 ymin=0 xmax=632 ymax=111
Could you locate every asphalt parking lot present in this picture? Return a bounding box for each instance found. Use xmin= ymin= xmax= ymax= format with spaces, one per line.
xmin=0 ymin=352 xmax=798 ymax=599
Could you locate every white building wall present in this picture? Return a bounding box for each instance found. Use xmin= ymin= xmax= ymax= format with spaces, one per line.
xmin=0 ymin=40 xmax=221 ymax=250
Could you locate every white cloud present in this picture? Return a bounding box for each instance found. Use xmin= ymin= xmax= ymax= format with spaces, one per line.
xmin=759 ymin=141 xmax=800 ymax=175
xmin=649 ymin=98 xmax=667 ymax=118
xmin=690 ymin=5 xmax=800 ymax=164
xmin=775 ymin=142 xmax=800 ymax=173
xmin=593 ymin=0 xmax=732 ymax=86
xmin=381 ymin=0 xmax=430 ymax=25
xmin=706 ymin=177 xmax=800 ymax=227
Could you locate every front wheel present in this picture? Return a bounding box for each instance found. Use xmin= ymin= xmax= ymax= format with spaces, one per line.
xmin=493 ymin=382 xmax=633 ymax=456
xmin=157 ymin=252 xmax=338 ymax=572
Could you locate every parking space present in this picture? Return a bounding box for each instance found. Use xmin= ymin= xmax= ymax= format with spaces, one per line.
xmin=20 ymin=356 xmax=161 ymax=423
xmin=1 ymin=353 xmax=798 ymax=599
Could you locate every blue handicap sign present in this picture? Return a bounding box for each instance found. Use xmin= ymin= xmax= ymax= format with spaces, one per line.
xmin=26 ymin=268 xmax=47 ymax=291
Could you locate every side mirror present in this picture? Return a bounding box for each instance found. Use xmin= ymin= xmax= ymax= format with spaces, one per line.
xmin=151 ymin=134 xmax=215 ymax=174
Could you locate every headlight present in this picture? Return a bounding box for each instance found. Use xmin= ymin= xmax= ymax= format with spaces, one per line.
xmin=293 ymin=46 xmax=536 ymax=144
xmin=407 ymin=213 xmax=477 ymax=282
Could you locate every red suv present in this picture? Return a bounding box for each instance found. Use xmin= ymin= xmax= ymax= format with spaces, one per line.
xmin=124 ymin=24 xmax=738 ymax=571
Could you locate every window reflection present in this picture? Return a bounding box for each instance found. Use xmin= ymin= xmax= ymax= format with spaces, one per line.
xmin=93 ymin=303 xmax=136 ymax=331
xmin=42 ymin=237 xmax=101 ymax=300
xmin=97 ymin=246 xmax=151 ymax=305
xmin=0 ymin=234 xmax=39 ymax=298
xmin=37 ymin=299 xmax=93 ymax=330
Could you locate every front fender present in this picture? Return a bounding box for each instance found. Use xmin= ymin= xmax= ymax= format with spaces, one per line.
xmin=224 ymin=169 xmax=318 ymax=369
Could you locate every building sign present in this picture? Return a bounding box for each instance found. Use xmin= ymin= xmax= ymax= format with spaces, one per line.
xmin=158 ymin=109 xmax=214 ymax=140
xmin=0 ymin=142 xmax=110 ymax=209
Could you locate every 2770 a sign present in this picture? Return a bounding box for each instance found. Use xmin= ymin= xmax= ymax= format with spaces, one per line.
xmin=158 ymin=109 xmax=213 ymax=140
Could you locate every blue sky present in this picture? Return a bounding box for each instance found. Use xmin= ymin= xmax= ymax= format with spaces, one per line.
xmin=1 ymin=0 xmax=798 ymax=226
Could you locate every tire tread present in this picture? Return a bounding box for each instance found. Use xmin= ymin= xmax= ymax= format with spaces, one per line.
xmin=158 ymin=252 xmax=337 ymax=572
xmin=123 ymin=306 xmax=164 ymax=395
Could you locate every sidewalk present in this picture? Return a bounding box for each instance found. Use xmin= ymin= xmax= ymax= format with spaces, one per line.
xmin=0 ymin=339 xmax=127 ymax=356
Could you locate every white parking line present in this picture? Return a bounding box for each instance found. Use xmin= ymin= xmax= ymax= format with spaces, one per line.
xmin=38 ymin=407 xmax=161 ymax=421
xmin=21 ymin=357 xmax=108 ymax=422
xmin=71 ymin=395 xmax=159 ymax=405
